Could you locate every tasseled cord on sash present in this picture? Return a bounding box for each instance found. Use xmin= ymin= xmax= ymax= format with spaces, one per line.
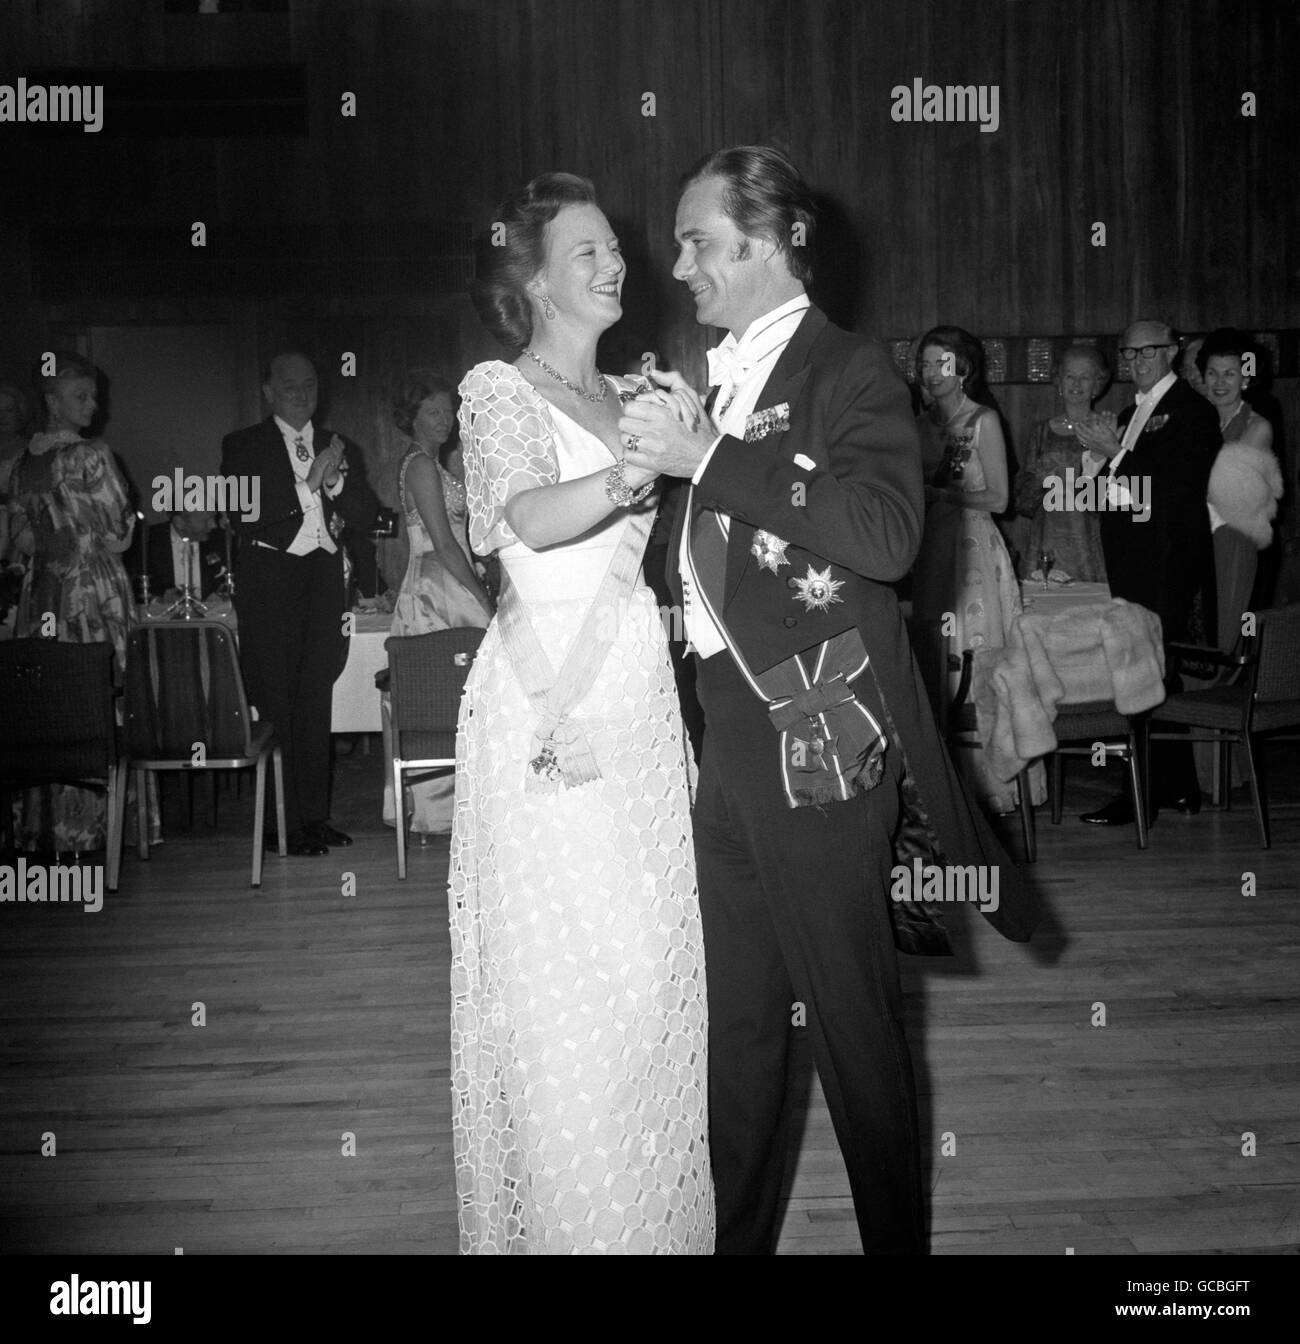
xmin=526 ymin=713 xmax=601 ymax=793
xmin=495 ymin=481 xmax=656 ymax=796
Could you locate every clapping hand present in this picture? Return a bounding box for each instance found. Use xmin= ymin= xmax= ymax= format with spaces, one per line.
xmin=619 ymin=369 xmax=715 ymax=479
xmin=1074 ymin=410 xmax=1122 ymax=459
xmin=307 ymin=434 xmax=349 ymax=492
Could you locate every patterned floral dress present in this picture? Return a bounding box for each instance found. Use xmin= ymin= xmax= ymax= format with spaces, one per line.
xmin=448 ymin=360 xmax=713 ymax=1254
xmin=8 ymin=431 xmax=135 ymax=851
xmin=1013 ymin=418 xmax=1108 ymax=582
xmin=912 ymin=404 xmax=1041 ymax=813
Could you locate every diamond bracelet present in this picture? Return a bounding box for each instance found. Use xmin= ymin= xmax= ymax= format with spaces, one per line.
xmin=604 ymin=460 xmax=655 ymax=508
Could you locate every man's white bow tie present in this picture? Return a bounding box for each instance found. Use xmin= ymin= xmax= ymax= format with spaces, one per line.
xmin=706 ymin=344 xmax=754 ymax=389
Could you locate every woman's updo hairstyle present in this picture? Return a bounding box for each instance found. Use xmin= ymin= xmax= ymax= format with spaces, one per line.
xmin=914 ymin=325 xmax=995 ymax=406
xmin=1195 ymin=327 xmax=1256 ymax=378
xmin=470 ymin=172 xmax=598 ymax=350
xmin=34 ymin=350 xmax=97 ymax=398
xmin=1053 ymin=342 xmax=1111 ymax=386
xmin=391 ymin=368 xmax=456 ymax=435
xmin=32 ymin=350 xmax=98 ymax=427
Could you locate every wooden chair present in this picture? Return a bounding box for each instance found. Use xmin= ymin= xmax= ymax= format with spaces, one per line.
xmin=385 ymin=627 xmax=484 ymax=879
xmin=1150 ymin=605 xmax=1300 ymax=848
xmin=949 ymin=648 xmax=1037 ymax=862
xmin=1171 ymin=527 xmax=1261 ymax=806
xmin=122 ymin=620 xmax=285 ymax=887
xmin=1048 ymin=701 xmax=1151 ymax=849
xmin=0 ymin=639 xmax=127 ymax=890
xmin=905 ymin=616 xmax=1035 ymax=861
xmin=905 ymin=614 xmax=962 ymax=735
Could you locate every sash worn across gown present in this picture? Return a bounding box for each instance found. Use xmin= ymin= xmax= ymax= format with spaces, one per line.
xmin=448 ymin=361 xmax=714 ymax=1254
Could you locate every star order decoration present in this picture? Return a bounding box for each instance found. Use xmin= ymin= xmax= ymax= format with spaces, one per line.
xmin=751 ymin=529 xmax=791 ymax=574
xmin=790 ymin=564 xmax=845 ymax=612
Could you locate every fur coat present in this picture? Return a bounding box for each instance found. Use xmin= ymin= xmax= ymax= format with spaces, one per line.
xmin=1209 ymin=440 xmax=1283 ymax=548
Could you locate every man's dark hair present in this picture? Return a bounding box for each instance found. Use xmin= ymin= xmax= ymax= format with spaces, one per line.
xmin=260 ymin=350 xmax=317 ymax=385
xmin=680 ymin=145 xmax=816 ymax=284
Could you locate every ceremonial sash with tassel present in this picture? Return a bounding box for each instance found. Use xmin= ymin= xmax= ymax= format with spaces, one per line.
xmin=496 ymin=505 xmax=656 ymax=793
xmin=685 ymin=495 xmax=887 ymax=807
xmin=764 ymin=631 xmax=888 ymax=807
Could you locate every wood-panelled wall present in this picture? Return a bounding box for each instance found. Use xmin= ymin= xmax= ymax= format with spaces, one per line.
xmin=3 ymin=0 xmax=1296 ymax=490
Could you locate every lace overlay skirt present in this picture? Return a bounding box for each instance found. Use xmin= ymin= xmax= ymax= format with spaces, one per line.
xmin=447 ymin=586 xmax=714 ymax=1253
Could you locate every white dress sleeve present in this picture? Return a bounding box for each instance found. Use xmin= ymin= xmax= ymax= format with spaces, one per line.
xmin=458 ymin=362 xmax=559 ymax=555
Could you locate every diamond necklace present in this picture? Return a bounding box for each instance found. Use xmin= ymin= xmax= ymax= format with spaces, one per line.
xmin=523 ymin=348 xmax=607 ymax=403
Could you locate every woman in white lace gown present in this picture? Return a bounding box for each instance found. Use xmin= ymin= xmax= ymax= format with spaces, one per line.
xmin=448 ymin=173 xmax=714 ymax=1254
xmin=384 ymin=371 xmax=493 ymax=836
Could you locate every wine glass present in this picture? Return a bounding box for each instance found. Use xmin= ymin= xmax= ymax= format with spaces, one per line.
xmin=1038 ymin=549 xmax=1055 ymax=591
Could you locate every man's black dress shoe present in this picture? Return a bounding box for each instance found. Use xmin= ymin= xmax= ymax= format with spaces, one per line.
xmin=1157 ymin=791 xmax=1202 ymax=816
xmin=264 ymin=828 xmax=329 ymax=856
xmin=1080 ymin=794 xmax=1159 ymax=826
xmin=305 ymin=821 xmax=352 ymax=847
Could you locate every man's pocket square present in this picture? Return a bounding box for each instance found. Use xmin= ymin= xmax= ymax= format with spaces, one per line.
xmin=1142 ymin=414 xmax=1170 ymax=433
xmin=793 ymin=453 xmax=816 ymax=471
xmin=744 ymin=403 xmax=790 ymax=442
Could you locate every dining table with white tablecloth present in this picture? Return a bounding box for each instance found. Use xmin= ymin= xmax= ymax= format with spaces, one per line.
xmin=329 ymin=609 xmax=391 ymax=733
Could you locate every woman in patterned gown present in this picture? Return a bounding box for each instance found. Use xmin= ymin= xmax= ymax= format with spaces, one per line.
xmin=449 ymin=172 xmax=714 ymax=1253
xmin=1013 ymin=345 xmax=1110 ymax=583
xmin=910 ymin=325 xmax=1042 ymax=815
xmin=7 ymin=352 xmax=135 ymax=852
xmin=383 ymin=370 xmax=493 ymax=836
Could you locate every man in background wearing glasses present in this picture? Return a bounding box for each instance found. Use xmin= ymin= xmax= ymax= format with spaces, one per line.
xmin=1074 ymin=319 xmax=1221 ymax=825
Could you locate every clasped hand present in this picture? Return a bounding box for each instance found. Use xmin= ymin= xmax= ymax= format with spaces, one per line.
xmin=618 ymin=370 xmax=715 ymax=479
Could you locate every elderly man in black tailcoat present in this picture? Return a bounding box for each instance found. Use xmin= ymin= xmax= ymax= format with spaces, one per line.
xmin=220 ymin=351 xmax=378 ymax=855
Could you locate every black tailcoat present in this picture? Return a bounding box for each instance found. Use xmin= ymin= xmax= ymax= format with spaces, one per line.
xmin=667 ymin=306 xmax=1040 ymax=946
xmin=1100 ymin=376 xmax=1220 ymax=645
xmin=218 ymin=418 xmax=378 ymax=832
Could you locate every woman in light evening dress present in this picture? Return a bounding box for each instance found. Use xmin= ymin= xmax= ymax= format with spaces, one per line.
xmin=911 ymin=325 xmax=1043 ymax=815
xmin=384 ymin=370 xmax=493 ymax=836
xmin=449 ymin=172 xmax=713 ymax=1253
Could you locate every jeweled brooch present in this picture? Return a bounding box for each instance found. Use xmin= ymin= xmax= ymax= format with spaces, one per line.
xmin=751 ymin=529 xmax=791 ymax=574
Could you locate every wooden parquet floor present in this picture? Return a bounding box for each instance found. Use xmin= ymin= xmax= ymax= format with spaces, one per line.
xmin=2 ymin=745 xmax=1298 ymax=1255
